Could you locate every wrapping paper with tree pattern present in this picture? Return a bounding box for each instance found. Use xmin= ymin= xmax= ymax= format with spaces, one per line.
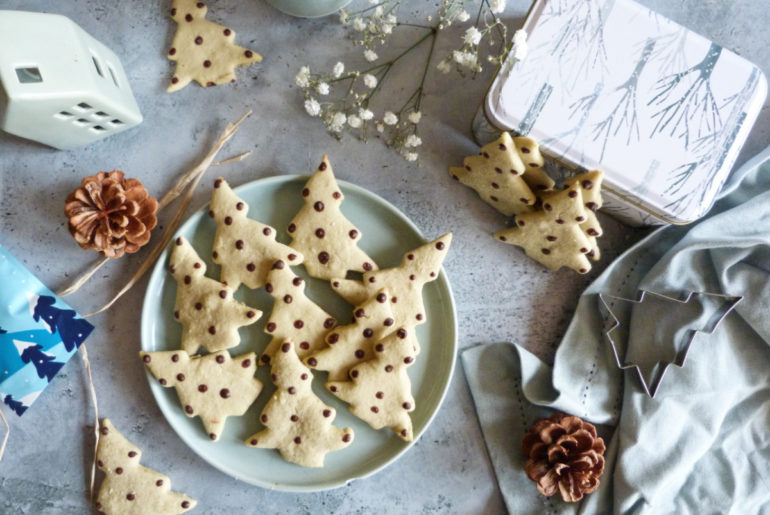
xmin=0 ymin=244 xmax=94 ymax=416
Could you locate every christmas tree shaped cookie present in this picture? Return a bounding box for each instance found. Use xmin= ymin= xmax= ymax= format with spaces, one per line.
xmin=563 ymin=170 xmax=604 ymax=261
xmin=210 ymin=178 xmax=303 ymax=291
xmin=95 ymin=419 xmax=196 ymax=514
xmin=167 ymin=0 xmax=262 ymax=92
xmin=305 ymin=288 xmax=397 ymax=381
xmin=494 ymin=183 xmax=593 ymax=274
xmin=331 ymin=233 xmax=452 ymax=329
xmin=327 ymin=327 xmax=418 ymax=441
xmin=246 ymin=341 xmax=354 ymax=467
xmin=512 ymin=136 xmax=554 ymax=192
xmin=287 ymin=155 xmax=378 ymax=280
xmin=260 ymin=261 xmax=337 ymax=364
xmin=170 ymin=236 xmax=261 ymax=354
xmin=140 ymin=350 xmax=262 ymax=441
xmin=449 ymin=132 xmax=537 ymax=216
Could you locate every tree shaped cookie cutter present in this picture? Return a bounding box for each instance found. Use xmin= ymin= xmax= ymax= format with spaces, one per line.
xmin=598 ymin=290 xmax=742 ymax=398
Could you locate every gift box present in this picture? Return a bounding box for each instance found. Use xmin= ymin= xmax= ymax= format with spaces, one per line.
xmin=0 ymin=244 xmax=94 ymax=416
xmin=473 ymin=0 xmax=767 ymax=226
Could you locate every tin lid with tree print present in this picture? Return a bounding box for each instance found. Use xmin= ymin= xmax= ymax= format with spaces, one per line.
xmin=484 ymin=0 xmax=767 ymax=224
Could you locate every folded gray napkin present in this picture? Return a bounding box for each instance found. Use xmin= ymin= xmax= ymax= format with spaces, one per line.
xmin=462 ymin=144 xmax=770 ymax=514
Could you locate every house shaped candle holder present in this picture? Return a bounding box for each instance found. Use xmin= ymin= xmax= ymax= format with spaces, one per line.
xmin=0 ymin=10 xmax=142 ymax=150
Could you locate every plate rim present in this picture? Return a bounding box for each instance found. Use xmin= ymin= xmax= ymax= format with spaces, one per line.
xmin=140 ymin=174 xmax=457 ymax=492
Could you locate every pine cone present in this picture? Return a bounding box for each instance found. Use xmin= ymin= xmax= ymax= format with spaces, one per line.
xmin=521 ymin=413 xmax=606 ymax=503
xmin=65 ymin=171 xmax=158 ymax=258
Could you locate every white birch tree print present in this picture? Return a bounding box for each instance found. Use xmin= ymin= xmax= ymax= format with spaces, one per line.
xmin=591 ymin=38 xmax=656 ymax=160
xmin=647 ymin=42 xmax=724 ymax=150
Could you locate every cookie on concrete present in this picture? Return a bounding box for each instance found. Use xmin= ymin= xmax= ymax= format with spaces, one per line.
xmin=95 ymin=418 xmax=196 ymax=514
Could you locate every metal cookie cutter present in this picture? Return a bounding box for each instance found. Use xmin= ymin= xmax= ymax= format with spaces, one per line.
xmin=598 ymin=290 xmax=742 ymax=398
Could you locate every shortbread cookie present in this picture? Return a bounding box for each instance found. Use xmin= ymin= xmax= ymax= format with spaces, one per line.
xmin=260 ymin=261 xmax=337 ymax=364
xmin=210 ymin=178 xmax=303 ymax=291
xmin=287 ymin=155 xmax=378 ymax=280
xmin=167 ymin=0 xmax=262 ymax=92
xmin=246 ymin=341 xmax=354 ymax=467
xmin=327 ymin=327 xmax=418 ymax=441
xmin=564 ymin=170 xmax=603 ymax=260
xmin=450 ymin=132 xmax=537 ymax=216
xmin=512 ymin=136 xmax=554 ymax=192
xmin=305 ymin=288 xmax=397 ymax=381
xmin=96 ymin=419 xmax=196 ymax=514
xmin=494 ymin=183 xmax=593 ymax=274
xmin=140 ymin=350 xmax=262 ymax=441
xmin=169 ymin=236 xmax=261 ymax=354
xmin=330 ymin=233 xmax=452 ymax=329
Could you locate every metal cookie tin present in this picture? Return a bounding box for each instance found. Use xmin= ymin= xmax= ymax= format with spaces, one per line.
xmin=474 ymin=0 xmax=767 ymax=226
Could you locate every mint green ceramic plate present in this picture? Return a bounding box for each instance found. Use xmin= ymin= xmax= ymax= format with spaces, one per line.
xmin=141 ymin=175 xmax=457 ymax=491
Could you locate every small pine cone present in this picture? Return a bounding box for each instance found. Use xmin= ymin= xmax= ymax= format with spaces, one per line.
xmin=65 ymin=170 xmax=158 ymax=258
xmin=521 ymin=413 xmax=606 ymax=503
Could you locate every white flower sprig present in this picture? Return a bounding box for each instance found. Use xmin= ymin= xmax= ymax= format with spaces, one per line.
xmin=436 ymin=0 xmax=510 ymax=75
xmin=297 ymin=0 xmax=517 ymax=162
xmin=339 ymin=0 xmax=401 ymax=51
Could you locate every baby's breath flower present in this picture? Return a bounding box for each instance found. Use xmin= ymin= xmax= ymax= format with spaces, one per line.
xmin=332 ymin=61 xmax=345 ymax=78
xmin=382 ymin=22 xmax=395 ymax=34
xmin=464 ymin=27 xmax=482 ymax=46
xmin=374 ymin=6 xmax=383 ymax=18
xmin=385 ymin=14 xmax=397 ymax=25
xmin=304 ymin=98 xmax=321 ymax=117
xmin=453 ymin=50 xmax=478 ymax=69
xmin=363 ymin=49 xmax=379 ymax=62
xmin=295 ymin=66 xmax=310 ymax=88
xmin=490 ymin=0 xmax=506 ymax=14
xmin=376 ymin=123 xmax=385 ymax=133
xmin=347 ymin=114 xmax=362 ymax=128
xmin=457 ymin=10 xmax=470 ymax=22
xmin=330 ymin=112 xmax=347 ymax=132
xmin=404 ymin=151 xmax=418 ymax=162
xmin=405 ymin=134 xmax=422 ymax=147
xmin=359 ymin=108 xmax=374 ymax=120
xmin=383 ymin=111 xmax=398 ymax=125
xmin=363 ymin=74 xmax=378 ymax=89
xmin=352 ymin=17 xmax=367 ymax=31
xmin=437 ymin=59 xmax=451 ymax=74
xmin=339 ymin=9 xmax=350 ymax=24
xmin=512 ymin=29 xmax=529 ymax=61
xmin=407 ymin=111 xmax=422 ymax=124
xmin=316 ymin=82 xmax=330 ymax=95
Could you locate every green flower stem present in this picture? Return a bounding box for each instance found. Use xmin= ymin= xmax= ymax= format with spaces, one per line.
xmin=413 ymin=27 xmax=438 ymax=112
xmin=348 ymin=1 xmax=391 ymax=17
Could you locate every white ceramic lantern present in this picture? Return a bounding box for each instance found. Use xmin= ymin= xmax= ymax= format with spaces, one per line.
xmin=0 ymin=10 xmax=142 ymax=150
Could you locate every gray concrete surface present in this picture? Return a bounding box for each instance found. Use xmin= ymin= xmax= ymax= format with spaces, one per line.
xmin=0 ymin=0 xmax=767 ymax=513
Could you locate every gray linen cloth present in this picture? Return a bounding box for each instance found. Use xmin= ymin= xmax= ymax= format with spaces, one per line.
xmin=462 ymin=145 xmax=770 ymax=514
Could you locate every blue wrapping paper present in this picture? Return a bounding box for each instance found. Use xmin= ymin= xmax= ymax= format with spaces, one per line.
xmin=0 ymin=244 xmax=94 ymax=416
